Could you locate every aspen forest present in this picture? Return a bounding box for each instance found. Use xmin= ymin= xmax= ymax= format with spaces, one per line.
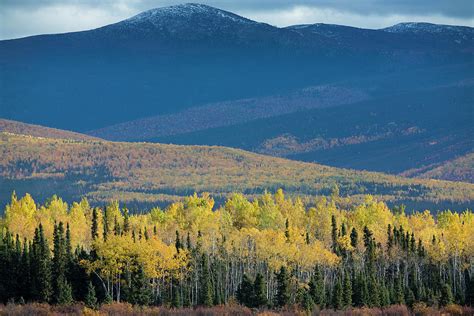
xmin=0 ymin=190 xmax=473 ymax=315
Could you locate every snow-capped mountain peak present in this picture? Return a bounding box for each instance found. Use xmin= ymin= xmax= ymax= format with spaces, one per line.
xmin=122 ymin=3 xmax=257 ymax=27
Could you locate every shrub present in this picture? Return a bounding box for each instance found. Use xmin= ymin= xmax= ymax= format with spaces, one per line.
xmin=99 ymin=302 xmax=134 ymax=315
xmin=412 ymin=302 xmax=439 ymax=316
xmin=440 ymin=304 xmax=463 ymax=316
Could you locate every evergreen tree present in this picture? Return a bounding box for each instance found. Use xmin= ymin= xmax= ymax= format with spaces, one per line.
xmin=32 ymin=224 xmax=52 ymax=303
xmin=199 ymin=254 xmax=213 ymax=306
xmin=354 ymin=273 xmax=369 ymax=307
xmin=465 ymin=270 xmax=474 ymax=306
xmin=123 ymin=208 xmax=130 ymax=234
xmin=57 ymin=277 xmax=73 ymax=305
xmin=186 ymin=232 xmax=192 ymax=250
xmin=91 ymin=208 xmax=99 ymax=240
xmin=387 ymin=224 xmax=393 ymax=251
xmin=405 ymin=288 xmax=415 ymax=308
xmin=0 ymin=230 xmax=14 ymax=302
xmin=85 ymin=281 xmax=97 ymax=309
xmin=309 ymin=266 xmax=325 ymax=306
xmin=285 ymin=218 xmax=290 ymax=242
xmin=302 ymin=290 xmax=314 ymax=312
xmin=343 ymin=272 xmax=352 ymax=308
xmin=128 ymin=264 xmax=152 ymax=306
xmin=254 ymin=273 xmax=268 ymax=308
xmin=350 ymin=228 xmax=358 ymax=249
xmin=368 ymin=276 xmax=380 ymax=307
xmin=275 ymin=266 xmax=290 ymax=308
xmin=171 ymin=283 xmax=182 ymax=308
xmin=440 ymin=283 xmax=454 ymax=307
xmin=53 ymin=222 xmax=69 ymax=302
xmin=65 ymin=223 xmax=72 ymax=262
xmin=102 ymin=208 xmax=109 ymax=241
xmin=341 ymin=223 xmax=347 ymax=236
xmin=113 ymin=216 xmax=120 ymax=236
xmin=331 ymin=215 xmax=338 ymax=253
xmin=236 ymin=274 xmax=254 ymax=307
xmin=175 ymin=230 xmax=182 ymax=253
xmin=332 ymin=277 xmax=343 ymax=310
xmin=394 ymin=275 xmax=405 ymax=305
xmin=18 ymin=238 xmax=30 ymax=301
xmin=380 ymin=283 xmax=390 ymax=307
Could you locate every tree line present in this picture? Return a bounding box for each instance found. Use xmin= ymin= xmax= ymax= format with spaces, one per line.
xmin=0 ymin=190 xmax=473 ymax=311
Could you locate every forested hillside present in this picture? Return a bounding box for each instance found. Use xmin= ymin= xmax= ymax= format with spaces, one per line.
xmin=148 ymin=83 xmax=473 ymax=177
xmin=1 ymin=132 xmax=473 ymax=211
xmin=0 ymin=191 xmax=472 ymax=312
xmin=402 ymin=153 xmax=474 ymax=183
xmin=0 ymin=119 xmax=100 ymax=141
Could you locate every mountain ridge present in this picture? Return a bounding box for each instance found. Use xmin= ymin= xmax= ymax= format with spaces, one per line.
xmin=0 ymin=3 xmax=472 ymax=180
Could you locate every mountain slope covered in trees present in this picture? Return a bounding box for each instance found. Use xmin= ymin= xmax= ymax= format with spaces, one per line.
xmin=402 ymin=153 xmax=474 ymax=183
xmin=150 ymin=84 xmax=473 ymax=176
xmin=0 ymin=119 xmax=100 ymax=141
xmin=0 ymin=132 xmax=473 ymax=211
xmin=1 ymin=4 xmax=472 ymax=176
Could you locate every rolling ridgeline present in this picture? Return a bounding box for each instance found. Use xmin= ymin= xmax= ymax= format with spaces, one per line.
xmin=0 ymin=3 xmax=472 ymax=177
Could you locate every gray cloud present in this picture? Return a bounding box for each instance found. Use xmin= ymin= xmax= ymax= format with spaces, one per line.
xmin=1 ymin=0 xmax=473 ymax=39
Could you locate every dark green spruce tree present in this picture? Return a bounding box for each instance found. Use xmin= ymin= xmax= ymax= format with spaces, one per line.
xmin=128 ymin=264 xmax=152 ymax=306
xmin=254 ymin=273 xmax=268 ymax=308
xmin=309 ymin=266 xmax=325 ymax=307
xmin=85 ymin=281 xmax=98 ymax=308
xmin=236 ymin=274 xmax=254 ymax=307
xmin=275 ymin=266 xmax=290 ymax=308
xmin=32 ymin=224 xmax=52 ymax=303
xmin=199 ymin=254 xmax=213 ymax=306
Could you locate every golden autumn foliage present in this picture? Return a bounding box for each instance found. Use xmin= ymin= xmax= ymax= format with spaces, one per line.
xmin=1 ymin=132 xmax=473 ymax=209
xmin=2 ymin=189 xmax=473 ymax=275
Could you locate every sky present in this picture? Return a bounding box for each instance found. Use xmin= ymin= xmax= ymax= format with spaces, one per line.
xmin=1 ymin=0 xmax=473 ymax=40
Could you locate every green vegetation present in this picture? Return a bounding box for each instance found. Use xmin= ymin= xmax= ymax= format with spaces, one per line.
xmin=1 ymin=132 xmax=473 ymax=210
xmin=0 ymin=191 xmax=473 ymax=312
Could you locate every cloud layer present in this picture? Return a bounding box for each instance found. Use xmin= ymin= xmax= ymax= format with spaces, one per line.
xmin=1 ymin=0 xmax=473 ymax=40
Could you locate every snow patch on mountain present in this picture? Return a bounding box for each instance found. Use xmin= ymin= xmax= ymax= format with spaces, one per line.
xmin=384 ymin=22 xmax=473 ymax=34
xmin=122 ymin=3 xmax=256 ymax=27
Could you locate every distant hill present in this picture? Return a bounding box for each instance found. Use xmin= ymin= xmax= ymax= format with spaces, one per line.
xmin=402 ymin=153 xmax=474 ymax=183
xmin=131 ymin=83 xmax=473 ymax=174
xmin=88 ymin=85 xmax=369 ymax=141
xmin=0 ymin=119 xmax=100 ymax=141
xmin=1 ymin=132 xmax=472 ymax=211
